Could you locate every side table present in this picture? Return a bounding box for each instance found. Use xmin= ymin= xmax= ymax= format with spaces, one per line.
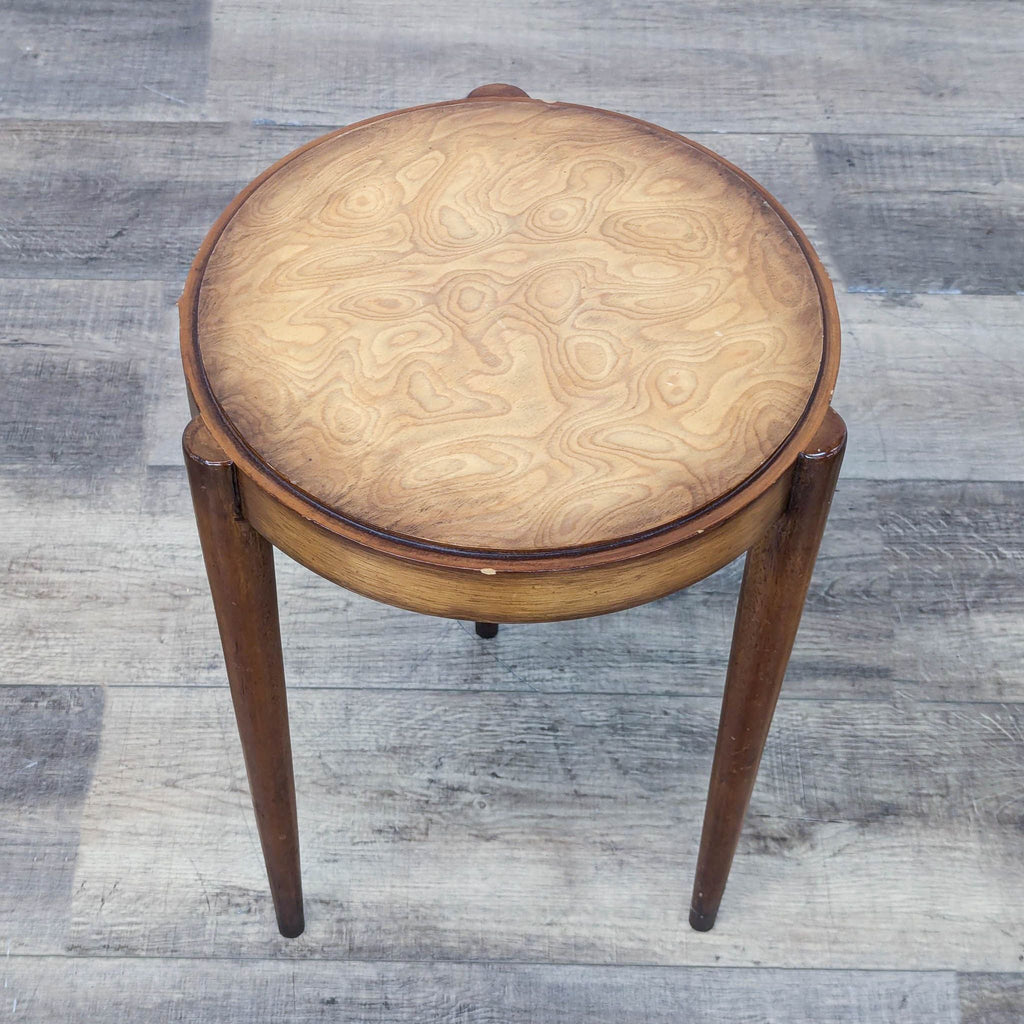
xmin=181 ymin=85 xmax=845 ymax=938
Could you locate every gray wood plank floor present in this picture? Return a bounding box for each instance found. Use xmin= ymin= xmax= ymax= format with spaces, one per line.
xmin=1 ymin=2 xmax=1022 ymax=1021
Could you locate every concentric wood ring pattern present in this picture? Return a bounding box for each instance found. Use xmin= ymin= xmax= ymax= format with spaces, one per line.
xmin=195 ymin=99 xmax=826 ymax=552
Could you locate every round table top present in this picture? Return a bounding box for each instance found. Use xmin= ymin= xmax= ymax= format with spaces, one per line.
xmin=193 ymin=97 xmax=831 ymax=553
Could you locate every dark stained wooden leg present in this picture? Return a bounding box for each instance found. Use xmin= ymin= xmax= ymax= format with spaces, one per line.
xmin=475 ymin=621 xmax=500 ymax=639
xmin=689 ymin=408 xmax=847 ymax=931
xmin=183 ymin=417 xmax=304 ymax=938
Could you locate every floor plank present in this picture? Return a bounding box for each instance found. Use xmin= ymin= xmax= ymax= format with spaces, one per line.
xmin=205 ymin=0 xmax=1023 ymax=135
xmin=0 ymin=478 xmax=874 ymax=697
xmin=0 ymin=122 xmax=286 ymax=281
xmin=0 ymin=278 xmax=170 ymax=507
xmin=61 ymin=686 xmax=1024 ymax=969
xmin=888 ymin=481 xmax=1024 ymax=701
xmin=958 ymin=973 xmax=1024 ymax=1024
xmin=0 ymin=957 xmax=960 ymax=1024
xmin=3 ymin=0 xmax=210 ymax=120
xmin=815 ymin=135 xmax=1024 ymax=294
xmin=4 ymin=1 xmax=1022 ymax=135
xmin=3 ymin=475 xmax=1022 ymax=703
xmin=834 ymin=293 xmax=1024 ymax=481
xmin=0 ymin=687 xmax=105 ymax=954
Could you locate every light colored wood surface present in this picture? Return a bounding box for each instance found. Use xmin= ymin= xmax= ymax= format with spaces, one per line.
xmin=0 ymin=686 xmax=104 ymax=956
xmin=1 ymin=957 xmax=961 ymax=1024
xmin=233 ymin=460 xmax=791 ymax=622
xmin=60 ymin=686 xmax=1024 ymax=970
xmin=197 ymin=98 xmax=824 ymax=549
xmin=958 ymin=974 xmax=1024 ymax=1024
xmin=2 ymin=0 xmax=1024 ymax=1019
xmin=201 ymin=0 xmax=1022 ymax=136
xmin=4 ymin=0 xmax=1020 ymax=137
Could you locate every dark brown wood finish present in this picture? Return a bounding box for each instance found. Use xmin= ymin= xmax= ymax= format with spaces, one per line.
xmin=689 ymin=408 xmax=847 ymax=931
xmin=183 ymin=417 xmax=304 ymax=938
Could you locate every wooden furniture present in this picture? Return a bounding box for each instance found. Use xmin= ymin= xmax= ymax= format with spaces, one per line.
xmin=181 ymin=85 xmax=845 ymax=939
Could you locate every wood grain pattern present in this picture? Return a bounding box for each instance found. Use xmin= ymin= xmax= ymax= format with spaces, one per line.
xmin=2 ymin=0 xmax=209 ymax=121
xmin=957 ymin=974 xmax=1024 ymax=1024
xmin=66 ymin=686 xmax=1024 ymax=968
xmin=233 ymin=457 xmax=791 ymax=622
xmin=203 ymin=0 xmax=1024 ymax=136
xmin=196 ymin=98 xmax=825 ymax=550
xmin=0 ymin=957 xmax=961 ymax=1023
xmin=0 ymin=686 xmax=104 ymax=955
xmin=4 ymin=0 xmax=1024 ymax=1013
xmin=815 ymin=134 xmax=1024 ymax=295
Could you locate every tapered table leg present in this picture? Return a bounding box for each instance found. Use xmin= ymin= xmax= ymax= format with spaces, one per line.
xmin=475 ymin=621 xmax=499 ymax=639
xmin=689 ymin=409 xmax=847 ymax=931
xmin=183 ymin=417 xmax=304 ymax=938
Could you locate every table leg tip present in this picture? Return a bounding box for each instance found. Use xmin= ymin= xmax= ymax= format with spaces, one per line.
xmin=277 ymin=914 xmax=305 ymax=938
xmin=689 ymin=907 xmax=717 ymax=932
